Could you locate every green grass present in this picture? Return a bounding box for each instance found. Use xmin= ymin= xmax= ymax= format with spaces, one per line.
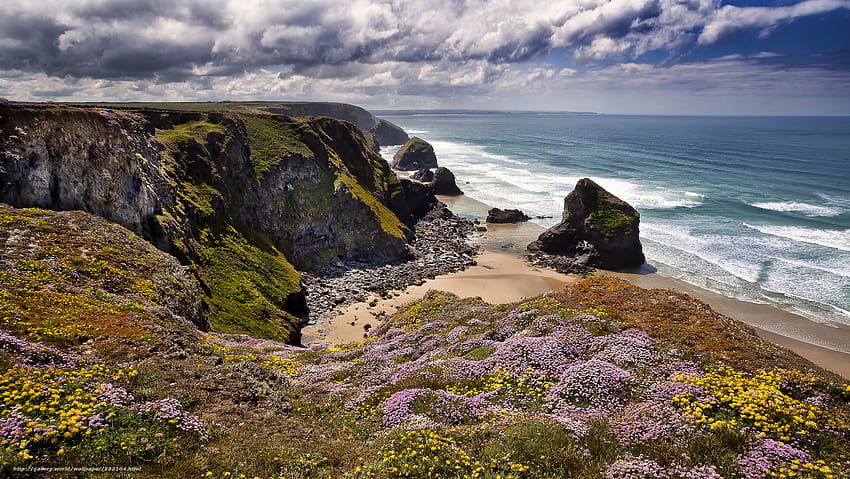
xmin=155 ymin=119 xmax=224 ymax=145
xmin=243 ymin=114 xmax=312 ymax=179
xmin=590 ymin=196 xmax=637 ymax=238
xmin=193 ymin=227 xmax=301 ymax=342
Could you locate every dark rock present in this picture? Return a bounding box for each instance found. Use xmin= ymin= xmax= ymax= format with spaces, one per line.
xmin=487 ymin=208 xmax=530 ymax=223
xmin=400 ymin=179 xmax=440 ymax=219
xmin=391 ymin=137 xmax=438 ymax=171
xmin=431 ymin=167 xmax=463 ymax=196
xmin=527 ymin=178 xmax=645 ymax=270
xmin=372 ymin=118 xmax=410 ymax=147
xmin=411 ymin=169 xmax=434 ymax=182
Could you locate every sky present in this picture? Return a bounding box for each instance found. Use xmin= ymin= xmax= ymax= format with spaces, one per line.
xmin=1 ymin=0 xmax=849 ymax=115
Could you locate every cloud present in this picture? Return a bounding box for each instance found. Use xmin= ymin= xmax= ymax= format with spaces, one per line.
xmin=2 ymin=53 xmax=848 ymax=115
xmin=0 ymin=0 xmax=847 ymax=114
xmin=699 ymin=0 xmax=850 ymax=44
xmin=2 ymin=0 xmax=842 ymax=83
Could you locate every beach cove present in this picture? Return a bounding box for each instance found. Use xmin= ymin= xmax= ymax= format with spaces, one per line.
xmin=303 ymin=194 xmax=850 ymax=380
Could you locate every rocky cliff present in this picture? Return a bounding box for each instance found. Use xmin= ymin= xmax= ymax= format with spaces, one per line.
xmin=0 ymin=101 xmax=424 ymax=343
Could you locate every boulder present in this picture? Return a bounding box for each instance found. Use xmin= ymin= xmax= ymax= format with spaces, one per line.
xmin=431 ymin=167 xmax=463 ymax=196
xmin=527 ymin=178 xmax=645 ymax=270
xmin=391 ymin=137 xmax=438 ymax=171
xmin=487 ymin=208 xmax=530 ymax=223
xmin=399 ymin=178 xmax=440 ymax=218
xmin=411 ymin=169 xmax=434 ymax=182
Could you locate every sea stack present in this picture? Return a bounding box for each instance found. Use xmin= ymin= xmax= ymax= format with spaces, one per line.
xmin=391 ymin=136 xmax=438 ymax=170
xmin=431 ymin=167 xmax=463 ymax=195
xmin=528 ymin=178 xmax=645 ymax=269
xmin=411 ymin=168 xmax=435 ymax=182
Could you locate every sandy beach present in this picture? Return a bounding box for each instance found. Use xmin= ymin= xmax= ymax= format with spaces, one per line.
xmin=300 ymin=250 xmax=579 ymax=346
xmin=303 ymin=193 xmax=850 ymax=380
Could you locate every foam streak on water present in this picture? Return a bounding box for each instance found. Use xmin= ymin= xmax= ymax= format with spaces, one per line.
xmin=380 ymin=112 xmax=850 ymax=327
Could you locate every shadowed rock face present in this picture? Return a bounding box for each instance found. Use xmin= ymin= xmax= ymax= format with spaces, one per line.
xmin=391 ymin=137 xmax=438 ymax=171
xmin=528 ymin=178 xmax=645 ymax=270
xmin=431 ymin=167 xmax=463 ymax=196
xmin=372 ymin=118 xmax=410 ymax=147
xmin=411 ymin=169 xmax=434 ymax=183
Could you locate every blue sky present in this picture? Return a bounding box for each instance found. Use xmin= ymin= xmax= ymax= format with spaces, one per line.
xmin=0 ymin=0 xmax=848 ymax=115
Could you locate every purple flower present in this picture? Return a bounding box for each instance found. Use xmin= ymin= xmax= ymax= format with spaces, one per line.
xmin=135 ymin=398 xmax=208 ymax=441
xmin=0 ymin=329 xmax=78 ymax=369
xmin=606 ymin=454 xmax=722 ymax=479
xmin=736 ymin=439 xmax=812 ymax=479
xmin=546 ymin=359 xmax=633 ymax=412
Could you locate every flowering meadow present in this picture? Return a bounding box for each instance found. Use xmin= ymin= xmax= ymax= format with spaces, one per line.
xmin=1 ymin=205 xmax=849 ymax=478
xmin=239 ymin=289 xmax=848 ymax=479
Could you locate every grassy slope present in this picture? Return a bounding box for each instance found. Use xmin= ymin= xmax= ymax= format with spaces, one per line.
xmin=0 ymin=205 xmax=211 ymax=476
xmin=154 ymin=114 xmax=303 ymax=342
xmin=2 ymin=209 xmax=848 ymax=477
xmin=176 ymin=280 xmax=850 ymax=478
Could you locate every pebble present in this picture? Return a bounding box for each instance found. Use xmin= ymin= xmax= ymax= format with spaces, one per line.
xmin=301 ymin=207 xmax=478 ymax=325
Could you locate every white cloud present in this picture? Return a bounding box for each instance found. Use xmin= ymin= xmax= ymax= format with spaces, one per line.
xmin=700 ymin=0 xmax=850 ymax=44
xmin=4 ymin=0 xmax=831 ymax=81
xmin=0 ymin=0 xmax=847 ymax=113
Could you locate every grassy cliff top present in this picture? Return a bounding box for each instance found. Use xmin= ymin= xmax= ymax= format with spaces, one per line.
xmin=402 ymin=136 xmax=434 ymax=152
xmin=2 ymin=208 xmax=848 ymax=477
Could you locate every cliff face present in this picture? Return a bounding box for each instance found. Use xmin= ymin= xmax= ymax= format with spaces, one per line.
xmin=0 ymin=102 xmax=419 ymax=343
xmin=0 ymin=105 xmax=175 ymax=248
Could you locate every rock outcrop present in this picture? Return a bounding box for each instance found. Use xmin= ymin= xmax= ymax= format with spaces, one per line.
xmin=527 ymin=178 xmax=645 ymax=270
xmin=487 ymin=208 xmax=530 ymax=223
xmin=399 ymin=179 xmax=441 ymax=218
xmin=411 ymin=169 xmax=434 ymax=182
xmin=372 ymin=118 xmax=410 ymax=146
xmin=0 ymin=101 xmax=429 ymax=343
xmin=391 ymin=137 xmax=438 ymax=171
xmin=431 ymin=167 xmax=463 ymax=196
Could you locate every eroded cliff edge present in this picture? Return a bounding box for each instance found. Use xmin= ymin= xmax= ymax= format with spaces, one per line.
xmin=0 ymin=102 xmax=422 ymax=343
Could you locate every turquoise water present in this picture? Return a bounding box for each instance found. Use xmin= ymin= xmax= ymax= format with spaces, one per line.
xmin=378 ymin=112 xmax=850 ymax=327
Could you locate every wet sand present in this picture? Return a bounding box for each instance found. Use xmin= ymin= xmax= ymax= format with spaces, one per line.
xmin=303 ymin=193 xmax=850 ymax=380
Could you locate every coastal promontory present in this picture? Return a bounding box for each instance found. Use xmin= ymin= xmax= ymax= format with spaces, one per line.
xmin=0 ymin=101 xmax=431 ymax=343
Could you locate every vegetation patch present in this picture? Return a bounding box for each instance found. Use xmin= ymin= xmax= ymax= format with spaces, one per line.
xmin=193 ymin=227 xmax=300 ymax=342
xmin=178 ymin=285 xmax=848 ymax=478
xmin=0 ymin=206 xmax=199 ymax=345
xmin=243 ymin=114 xmax=311 ymax=179
xmin=590 ymin=195 xmax=637 ymax=238
xmin=155 ymin=119 xmax=224 ymax=146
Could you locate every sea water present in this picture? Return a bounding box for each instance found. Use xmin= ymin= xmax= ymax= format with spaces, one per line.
xmin=377 ymin=112 xmax=850 ymax=328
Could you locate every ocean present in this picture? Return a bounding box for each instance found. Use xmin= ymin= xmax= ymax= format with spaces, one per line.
xmin=376 ymin=112 xmax=850 ymax=328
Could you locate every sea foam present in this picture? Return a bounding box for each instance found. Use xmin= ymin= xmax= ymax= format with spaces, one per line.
xmin=752 ymin=201 xmax=842 ymax=217
xmin=743 ymin=224 xmax=850 ymax=253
